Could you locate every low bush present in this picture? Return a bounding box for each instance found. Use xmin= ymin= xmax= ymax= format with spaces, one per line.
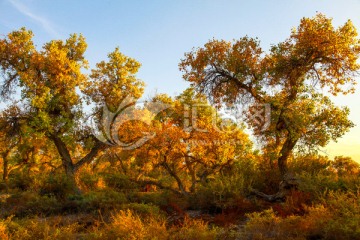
xmin=298 ymin=171 xmax=360 ymax=200
xmin=132 ymin=191 xmax=170 ymax=206
xmin=102 ymin=173 xmax=139 ymax=192
xmin=123 ymin=202 xmax=162 ymax=217
xmin=0 ymin=216 xmax=82 ymax=240
xmin=39 ymin=173 xmax=75 ymax=199
xmin=95 ymin=209 xmax=169 ymax=240
xmin=72 ymin=190 xmax=129 ymax=212
xmin=243 ymin=191 xmax=360 ymax=240
xmin=8 ymin=172 xmax=34 ymax=191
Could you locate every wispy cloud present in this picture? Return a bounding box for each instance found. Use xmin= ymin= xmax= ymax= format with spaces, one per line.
xmin=7 ymin=0 xmax=60 ymax=38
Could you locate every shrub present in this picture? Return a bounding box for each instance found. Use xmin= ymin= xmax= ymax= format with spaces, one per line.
xmin=76 ymin=190 xmax=129 ymax=211
xmin=8 ymin=172 xmax=34 ymax=191
xmin=123 ymin=202 xmax=162 ymax=217
xmin=79 ymin=172 xmax=102 ymax=191
xmin=39 ymin=173 xmax=75 ymax=199
xmin=318 ymin=191 xmax=360 ymax=239
xmin=1 ymin=191 xmax=62 ymax=218
xmin=133 ymin=191 xmax=170 ymax=206
xmin=0 ymin=219 xmax=9 ymax=240
xmin=289 ymin=154 xmax=331 ymax=176
xmin=102 ymin=173 xmax=139 ymax=192
xmin=169 ymin=218 xmax=218 ymax=240
xmin=101 ymin=209 xmax=169 ymax=240
xmin=1 ymin=216 xmax=82 ymax=240
xmin=243 ymin=191 xmax=360 ymax=240
xmin=298 ymin=171 xmax=360 ymax=201
xmin=272 ymin=190 xmax=311 ymax=217
xmin=96 ymin=210 xmax=223 ymax=240
xmin=191 ymin=158 xmax=264 ymax=211
xmin=194 ymin=174 xmax=246 ymax=210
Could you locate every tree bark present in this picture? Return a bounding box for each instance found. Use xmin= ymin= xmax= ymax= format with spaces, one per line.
xmin=49 ymin=134 xmax=106 ymax=195
xmin=74 ymin=140 xmax=106 ymax=172
xmin=277 ymin=137 xmax=298 ymax=178
xmin=161 ymin=156 xmax=188 ymax=195
xmin=250 ymin=173 xmax=299 ymax=202
xmin=2 ymin=155 xmax=8 ymax=182
xmin=49 ymin=134 xmax=74 ymax=173
xmin=2 ymin=151 xmax=11 ymax=191
xmin=250 ymin=137 xmax=299 ymax=202
xmin=184 ymin=156 xmax=197 ymax=193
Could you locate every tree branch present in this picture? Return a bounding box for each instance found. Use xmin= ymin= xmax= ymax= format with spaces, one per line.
xmin=74 ymin=139 xmax=107 ymax=171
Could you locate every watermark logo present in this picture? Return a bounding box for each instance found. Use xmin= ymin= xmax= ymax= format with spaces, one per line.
xmin=92 ymin=96 xmax=171 ymax=150
xmin=92 ymin=96 xmax=271 ymax=149
xmin=184 ymin=103 xmax=271 ymax=133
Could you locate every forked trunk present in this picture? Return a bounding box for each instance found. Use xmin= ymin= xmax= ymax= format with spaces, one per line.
xmin=49 ymin=134 xmax=105 ymax=195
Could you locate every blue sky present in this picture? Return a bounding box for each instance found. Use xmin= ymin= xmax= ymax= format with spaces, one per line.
xmin=1 ymin=0 xmax=360 ymax=160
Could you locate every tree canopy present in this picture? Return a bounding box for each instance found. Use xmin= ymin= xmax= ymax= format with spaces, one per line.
xmin=0 ymin=28 xmax=145 ymax=193
xmin=179 ymin=14 xmax=359 ymax=177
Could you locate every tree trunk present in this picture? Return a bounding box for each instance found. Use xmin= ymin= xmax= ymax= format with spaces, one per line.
xmin=49 ymin=134 xmax=105 ymax=195
xmin=162 ymin=156 xmax=188 ymax=195
xmin=277 ymin=137 xmax=297 ymax=178
xmin=250 ymin=137 xmax=299 ymax=202
xmin=250 ymin=173 xmax=299 ymax=202
xmin=65 ymin=165 xmax=82 ymax=195
xmin=3 ymin=156 xmax=8 ymax=182
xmin=2 ymin=159 xmax=9 ymax=192
xmin=184 ymin=156 xmax=197 ymax=193
xmin=2 ymin=151 xmax=10 ymax=192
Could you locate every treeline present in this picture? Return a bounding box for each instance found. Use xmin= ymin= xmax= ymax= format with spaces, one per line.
xmin=0 ymin=14 xmax=359 ymax=239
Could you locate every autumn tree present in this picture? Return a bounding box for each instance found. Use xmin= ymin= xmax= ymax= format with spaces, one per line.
xmin=0 ymin=103 xmax=58 ymax=191
xmin=110 ymin=88 xmax=253 ymax=195
xmin=0 ymin=28 xmax=144 ymax=193
xmin=0 ymin=105 xmax=24 ymax=188
xmin=332 ymin=156 xmax=360 ymax=176
xmin=180 ymin=14 xmax=359 ymax=200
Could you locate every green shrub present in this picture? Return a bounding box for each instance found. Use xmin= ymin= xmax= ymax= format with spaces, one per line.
xmin=3 ymin=216 xmax=82 ymax=240
xmin=102 ymin=173 xmax=139 ymax=191
xmin=318 ymin=191 xmax=360 ymax=239
xmin=298 ymin=171 xmax=360 ymax=200
xmin=123 ymin=202 xmax=162 ymax=217
xmin=133 ymin=191 xmax=170 ymax=206
xmin=289 ymin=154 xmax=331 ymax=176
xmin=79 ymin=172 xmax=101 ymax=191
xmin=77 ymin=190 xmax=128 ymax=211
xmin=191 ymin=162 xmax=256 ymax=210
xmin=8 ymin=172 xmax=34 ymax=191
xmin=40 ymin=173 xmax=75 ymax=199
xmin=192 ymin=177 xmax=244 ymax=210
xmin=1 ymin=192 xmax=62 ymax=217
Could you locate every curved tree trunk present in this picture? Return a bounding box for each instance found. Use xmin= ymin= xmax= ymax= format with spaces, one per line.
xmin=250 ymin=173 xmax=299 ymax=202
xmin=3 ymin=156 xmax=8 ymax=182
xmin=250 ymin=137 xmax=299 ymax=202
xmin=2 ymin=155 xmax=9 ymax=192
xmin=184 ymin=155 xmax=197 ymax=193
xmin=1 ymin=150 xmax=12 ymax=192
xmin=277 ymin=137 xmax=297 ymax=178
xmin=161 ymin=155 xmax=189 ymax=196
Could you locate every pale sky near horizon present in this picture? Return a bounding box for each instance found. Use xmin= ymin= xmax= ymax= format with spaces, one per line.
xmin=0 ymin=0 xmax=359 ymax=161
